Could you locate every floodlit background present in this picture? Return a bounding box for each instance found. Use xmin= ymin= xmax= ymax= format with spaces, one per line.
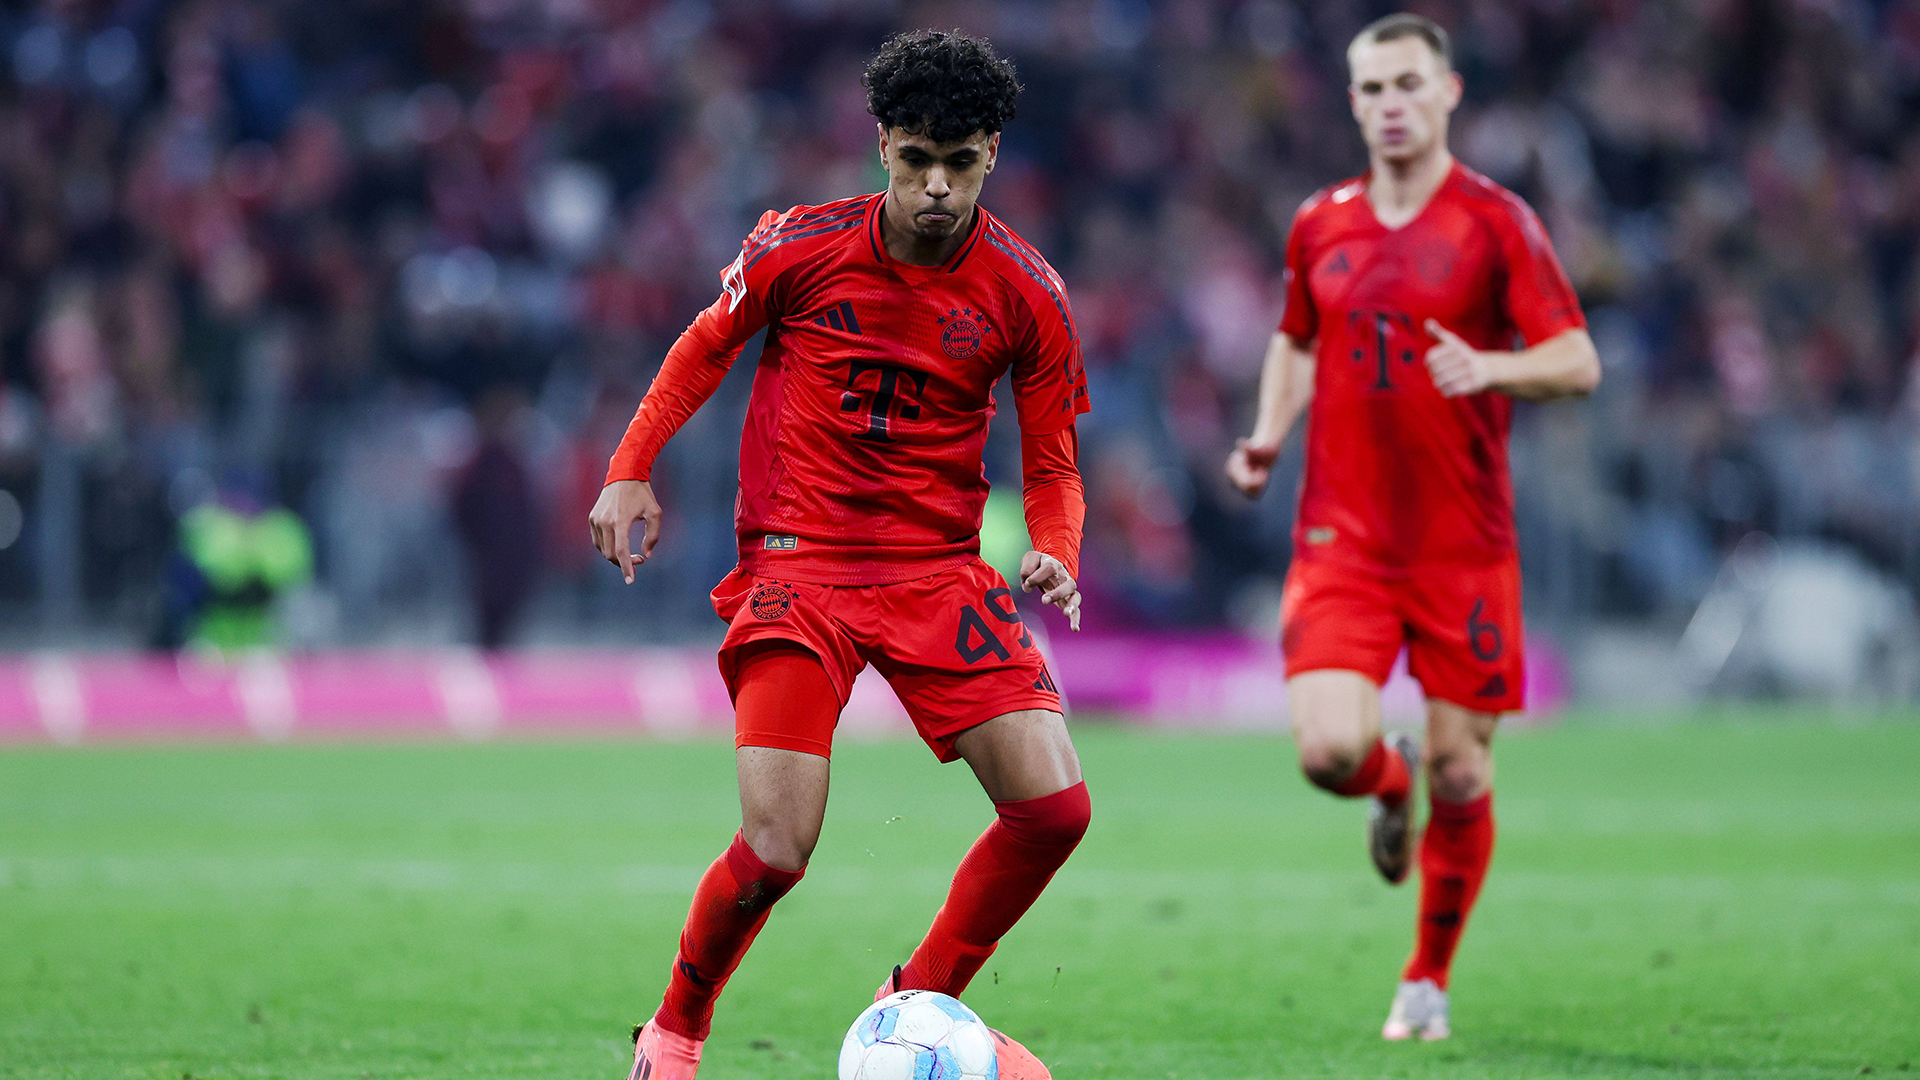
xmin=0 ymin=0 xmax=1916 ymax=716
xmin=1 ymin=6 xmax=1917 ymax=1079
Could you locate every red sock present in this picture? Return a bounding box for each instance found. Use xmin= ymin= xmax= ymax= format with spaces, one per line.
xmin=899 ymin=781 xmax=1092 ymax=996
xmin=655 ymin=832 xmax=804 ymax=1040
xmin=1402 ymin=791 xmax=1495 ymax=990
xmin=1321 ymin=737 xmax=1412 ymax=804
xmin=654 ymin=641 xmax=832 ymax=1039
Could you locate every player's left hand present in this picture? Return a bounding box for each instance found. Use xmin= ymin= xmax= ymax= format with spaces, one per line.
xmin=1019 ymin=550 xmax=1082 ymax=632
xmin=1424 ymin=319 xmax=1496 ymax=397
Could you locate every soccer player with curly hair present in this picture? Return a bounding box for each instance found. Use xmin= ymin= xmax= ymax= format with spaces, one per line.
xmin=592 ymin=29 xmax=1088 ymax=1080
xmin=1227 ymin=13 xmax=1600 ymax=1041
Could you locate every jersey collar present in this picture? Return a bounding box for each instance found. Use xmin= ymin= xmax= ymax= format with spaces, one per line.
xmin=866 ymin=193 xmax=987 ymax=276
xmin=1361 ymin=158 xmax=1462 ymax=233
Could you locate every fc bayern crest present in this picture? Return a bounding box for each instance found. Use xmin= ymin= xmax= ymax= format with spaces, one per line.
xmin=749 ymin=583 xmax=792 ymax=621
xmin=937 ymin=307 xmax=994 ymax=359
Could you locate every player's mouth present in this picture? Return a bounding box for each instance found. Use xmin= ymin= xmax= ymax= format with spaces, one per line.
xmin=1380 ymin=125 xmax=1410 ymax=143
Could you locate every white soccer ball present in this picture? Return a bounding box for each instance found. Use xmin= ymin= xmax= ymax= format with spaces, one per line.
xmin=838 ymin=990 xmax=999 ymax=1080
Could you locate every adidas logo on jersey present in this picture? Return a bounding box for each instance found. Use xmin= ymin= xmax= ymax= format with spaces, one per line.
xmin=813 ymin=301 xmax=862 ymax=334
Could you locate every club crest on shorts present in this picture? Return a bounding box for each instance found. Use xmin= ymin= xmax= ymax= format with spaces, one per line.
xmin=750 ymin=583 xmax=793 ymax=621
xmin=937 ymin=306 xmax=995 ymax=359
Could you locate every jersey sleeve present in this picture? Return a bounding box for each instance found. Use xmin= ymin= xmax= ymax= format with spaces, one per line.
xmin=715 ymin=209 xmax=789 ymax=331
xmin=1276 ymin=202 xmax=1318 ymax=344
xmin=1020 ymin=425 xmax=1084 ymax=578
xmin=1495 ymin=197 xmax=1586 ymax=344
xmin=1008 ymin=278 xmax=1091 ymax=436
xmin=602 ymin=216 xmax=781 ymax=483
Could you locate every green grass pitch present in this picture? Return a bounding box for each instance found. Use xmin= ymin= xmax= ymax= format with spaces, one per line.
xmin=2 ymin=717 xmax=1916 ymax=1079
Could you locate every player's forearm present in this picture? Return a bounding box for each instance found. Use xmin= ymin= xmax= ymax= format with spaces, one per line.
xmin=604 ymin=308 xmax=747 ymax=483
xmin=1486 ymin=329 xmax=1600 ymax=402
xmin=1020 ymin=426 xmax=1085 ymax=579
xmin=1248 ymin=332 xmax=1316 ymax=446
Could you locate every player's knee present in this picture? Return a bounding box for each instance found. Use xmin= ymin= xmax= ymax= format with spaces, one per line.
xmin=1297 ymin=737 xmax=1367 ymax=791
xmin=1426 ymin=749 xmax=1491 ymax=803
xmin=1001 ymin=780 xmax=1091 ymax=849
xmin=741 ymin=819 xmax=816 ymax=874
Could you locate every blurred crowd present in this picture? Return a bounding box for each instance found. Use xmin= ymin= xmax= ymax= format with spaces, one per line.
xmin=0 ymin=0 xmax=1917 ymax=648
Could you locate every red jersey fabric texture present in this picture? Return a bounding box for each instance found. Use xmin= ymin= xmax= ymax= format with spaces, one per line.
xmin=1019 ymin=426 xmax=1083 ymax=579
xmin=712 ymin=559 xmax=1062 ymax=762
xmin=1278 ymin=162 xmax=1585 ymax=572
xmin=1280 ymin=552 xmax=1526 ymax=712
xmin=608 ymin=193 xmax=1090 ymax=586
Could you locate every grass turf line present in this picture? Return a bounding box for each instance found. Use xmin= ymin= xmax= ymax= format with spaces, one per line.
xmin=0 ymin=719 xmax=1915 ymax=1079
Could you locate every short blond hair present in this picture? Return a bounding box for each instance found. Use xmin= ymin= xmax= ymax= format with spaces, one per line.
xmin=1347 ymin=13 xmax=1452 ymax=77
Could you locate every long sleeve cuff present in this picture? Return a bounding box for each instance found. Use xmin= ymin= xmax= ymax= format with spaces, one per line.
xmin=1020 ymin=424 xmax=1085 ymax=580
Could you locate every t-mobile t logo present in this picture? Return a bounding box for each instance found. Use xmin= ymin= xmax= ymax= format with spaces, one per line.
xmin=841 ymin=360 xmax=929 ymax=443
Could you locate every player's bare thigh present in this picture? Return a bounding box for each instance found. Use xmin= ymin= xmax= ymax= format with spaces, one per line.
xmin=736 ymin=745 xmax=830 ymax=872
xmin=1424 ymin=698 xmax=1498 ymax=803
xmin=953 ymin=709 xmax=1082 ymax=802
xmin=1287 ymin=669 xmax=1383 ymax=785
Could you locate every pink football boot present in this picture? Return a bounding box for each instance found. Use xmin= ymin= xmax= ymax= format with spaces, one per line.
xmin=628 ymin=1017 xmax=703 ymax=1080
xmin=989 ymin=1029 xmax=1054 ymax=1080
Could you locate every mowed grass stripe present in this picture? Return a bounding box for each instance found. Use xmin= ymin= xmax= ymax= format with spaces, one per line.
xmin=7 ymin=857 xmax=1920 ymax=910
xmin=0 ymin=719 xmax=1916 ymax=1080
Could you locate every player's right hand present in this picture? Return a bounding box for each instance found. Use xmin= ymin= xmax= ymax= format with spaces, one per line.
xmin=588 ymin=479 xmax=662 ymax=585
xmin=1225 ymin=437 xmax=1282 ymax=498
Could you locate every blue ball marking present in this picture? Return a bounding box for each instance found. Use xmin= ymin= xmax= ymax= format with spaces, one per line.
xmin=859 ymin=1005 xmax=899 ymax=1047
xmin=928 ymin=994 xmax=979 ymax=1024
xmin=908 ymin=1046 xmax=963 ymax=1080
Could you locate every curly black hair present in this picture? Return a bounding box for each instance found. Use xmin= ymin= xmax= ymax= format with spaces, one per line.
xmin=863 ymin=29 xmax=1021 ymax=144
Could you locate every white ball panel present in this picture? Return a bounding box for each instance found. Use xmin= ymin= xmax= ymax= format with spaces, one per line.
xmin=839 ymin=990 xmax=1002 ymax=1080
xmin=890 ymin=1000 xmax=954 ymax=1047
xmin=838 ymin=1032 xmax=864 ymax=1080
xmin=857 ymin=1041 xmax=919 ymax=1080
xmin=945 ymin=1021 xmax=995 ymax=1072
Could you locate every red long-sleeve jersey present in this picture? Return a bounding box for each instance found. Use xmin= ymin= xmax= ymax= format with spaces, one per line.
xmin=608 ymin=193 xmax=1090 ymax=584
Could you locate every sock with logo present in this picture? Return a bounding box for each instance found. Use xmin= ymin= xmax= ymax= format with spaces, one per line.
xmin=654 ymin=832 xmax=804 ymax=1040
xmin=1402 ymin=790 xmax=1495 ymax=989
xmin=898 ymin=782 xmax=1092 ymax=996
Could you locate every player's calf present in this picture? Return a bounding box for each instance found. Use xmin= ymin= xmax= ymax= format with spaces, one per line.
xmin=897 ymin=781 xmax=1091 ymax=997
xmin=653 ymin=832 xmax=805 ymax=1043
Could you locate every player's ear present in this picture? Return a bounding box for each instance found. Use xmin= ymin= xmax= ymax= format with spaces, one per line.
xmin=877 ymin=123 xmax=890 ymax=167
xmin=983 ymin=132 xmax=999 ymax=175
xmin=1443 ymin=70 xmax=1464 ymax=110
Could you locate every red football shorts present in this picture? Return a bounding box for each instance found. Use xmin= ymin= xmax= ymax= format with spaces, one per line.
xmin=1280 ymin=555 xmax=1526 ymax=714
xmin=711 ymin=559 xmax=1062 ymax=762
